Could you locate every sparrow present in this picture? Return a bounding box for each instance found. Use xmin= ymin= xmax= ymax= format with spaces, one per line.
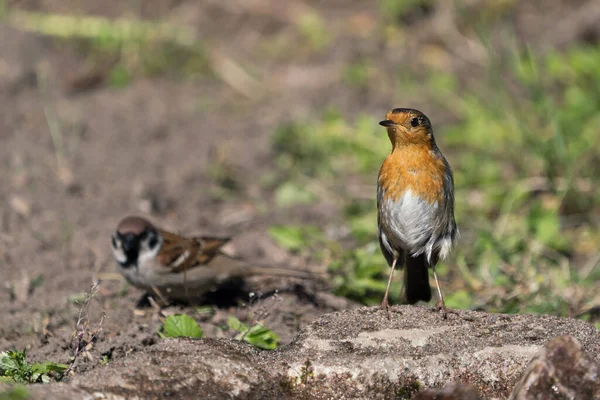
xmin=377 ymin=108 xmax=458 ymax=318
xmin=110 ymin=216 xmax=315 ymax=303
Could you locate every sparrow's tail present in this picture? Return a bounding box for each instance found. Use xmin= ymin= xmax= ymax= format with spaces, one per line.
xmin=220 ymin=255 xmax=324 ymax=280
xmin=404 ymin=253 xmax=432 ymax=304
xmin=245 ymin=264 xmax=322 ymax=280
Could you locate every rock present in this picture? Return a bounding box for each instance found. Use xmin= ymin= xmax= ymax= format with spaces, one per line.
xmin=273 ymin=306 xmax=599 ymax=399
xmin=70 ymin=339 xmax=272 ymax=399
xmin=26 ymin=306 xmax=600 ymax=399
xmin=509 ymin=335 xmax=600 ymax=400
xmin=411 ymin=383 xmax=481 ymax=400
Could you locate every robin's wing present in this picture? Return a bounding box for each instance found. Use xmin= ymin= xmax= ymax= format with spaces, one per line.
xmin=377 ymin=179 xmax=406 ymax=268
xmin=157 ymin=229 xmax=230 ymax=274
xmin=378 ymin=221 xmax=395 ymax=267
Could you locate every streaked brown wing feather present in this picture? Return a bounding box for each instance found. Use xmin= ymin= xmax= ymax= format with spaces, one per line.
xmin=194 ymin=237 xmax=231 ymax=265
xmin=156 ymin=230 xmax=200 ymax=272
xmin=157 ymin=229 xmax=230 ymax=273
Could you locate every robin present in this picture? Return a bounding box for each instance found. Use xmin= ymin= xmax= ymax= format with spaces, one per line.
xmin=377 ymin=108 xmax=458 ymax=318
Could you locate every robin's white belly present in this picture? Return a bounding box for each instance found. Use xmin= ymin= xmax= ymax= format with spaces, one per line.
xmin=379 ymin=189 xmax=438 ymax=252
xmin=379 ymin=189 xmax=455 ymax=263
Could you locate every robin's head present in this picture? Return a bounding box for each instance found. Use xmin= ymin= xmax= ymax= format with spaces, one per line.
xmin=379 ymin=108 xmax=434 ymax=148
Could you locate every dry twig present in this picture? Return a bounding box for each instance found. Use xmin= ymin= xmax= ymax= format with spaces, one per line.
xmin=63 ymin=281 xmax=107 ymax=377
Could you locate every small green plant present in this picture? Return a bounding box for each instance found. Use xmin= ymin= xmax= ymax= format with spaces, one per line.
xmin=0 ymin=350 xmax=67 ymax=384
xmin=267 ymin=38 xmax=600 ymax=323
xmin=0 ymin=385 xmax=30 ymax=400
xmin=295 ymin=10 xmax=330 ymax=50
xmin=395 ymin=376 xmax=421 ymax=399
xmin=343 ymin=61 xmax=371 ymax=88
xmin=227 ymin=316 xmax=280 ymax=350
xmin=329 ymin=243 xmax=397 ymax=306
xmin=271 ymin=110 xmax=385 ymax=179
xmin=268 ymin=225 xmax=325 ymax=253
xmin=379 ymin=0 xmax=433 ymax=23
xmin=274 ymin=182 xmax=316 ymax=207
xmin=159 ymin=314 xmax=203 ymax=339
xmin=299 ymin=359 xmax=314 ymax=385
xmin=6 ymin=10 xmax=209 ymax=88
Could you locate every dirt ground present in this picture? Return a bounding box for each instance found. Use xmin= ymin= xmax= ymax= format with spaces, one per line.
xmin=1 ymin=0 xmax=596 ymax=380
xmin=0 ymin=0 xmax=372 ymax=375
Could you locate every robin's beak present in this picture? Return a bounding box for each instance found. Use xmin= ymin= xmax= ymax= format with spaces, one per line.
xmin=379 ymin=120 xmax=396 ymax=127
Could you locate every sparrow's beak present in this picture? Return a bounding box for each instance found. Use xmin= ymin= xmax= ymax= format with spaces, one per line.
xmin=379 ymin=120 xmax=397 ymax=128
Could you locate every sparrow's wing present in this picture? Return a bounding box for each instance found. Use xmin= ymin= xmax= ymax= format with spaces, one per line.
xmin=156 ymin=229 xmax=200 ymax=273
xmin=157 ymin=229 xmax=230 ymax=273
xmin=157 ymin=229 xmax=316 ymax=281
xmin=193 ymin=236 xmax=231 ymax=265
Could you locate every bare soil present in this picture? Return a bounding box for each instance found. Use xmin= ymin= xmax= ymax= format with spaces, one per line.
xmin=1 ymin=0 xmax=367 ymax=375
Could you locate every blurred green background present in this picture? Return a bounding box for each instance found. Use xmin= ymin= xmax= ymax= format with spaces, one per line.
xmin=2 ymin=0 xmax=599 ymax=325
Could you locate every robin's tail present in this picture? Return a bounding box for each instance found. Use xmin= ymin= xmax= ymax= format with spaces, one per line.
xmin=404 ymin=254 xmax=432 ymax=304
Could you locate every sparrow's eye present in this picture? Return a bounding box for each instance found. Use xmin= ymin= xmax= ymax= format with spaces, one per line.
xmin=111 ymin=236 xmax=117 ymax=249
xmin=139 ymin=230 xmax=148 ymax=240
xmin=148 ymin=235 xmax=158 ymax=249
xmin=410 ymin=117 xmax=419 ymax=127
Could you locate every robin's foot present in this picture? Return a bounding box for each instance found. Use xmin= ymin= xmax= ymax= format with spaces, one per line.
xmin=435 ymin=299 xmax=456 ymax=319
xmin=380 ymin=299 xmax=391 ymax=320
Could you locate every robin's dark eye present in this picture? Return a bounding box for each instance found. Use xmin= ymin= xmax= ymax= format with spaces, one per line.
xmin=410 ymin=117 xmax=419 ymax=127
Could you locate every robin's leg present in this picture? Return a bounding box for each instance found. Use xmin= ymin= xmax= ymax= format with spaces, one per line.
xmin=431 ymin=265 xmax=452 ymax=319
xmin=381 ymin=256 xmax=398 ymax=319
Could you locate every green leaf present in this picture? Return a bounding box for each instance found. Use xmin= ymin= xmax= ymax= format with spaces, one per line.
xmin=227 ymin=316 xmax=280 ymax=350
xmin=0 ymin=350 xmax=31 ymax=383
xmin=194 ymin=306 xmax=215 ymax=316
xmin=31 ymin=362 xmax=68 ymax=374
xmin=227 ymin=316 xmax=249 ymax=333
xmin=161 ymin=314 xmax=203 ymax=338
xmin=67 ymin=292 xmax=88 ymax=304
xmin=30 ymin=362 xmax=67 ymax=383
xmin=0 ymin=352 xmax=20 ymax=372
xmin=1 ymin=349 xmax=66 ymax=384
xmin=238 ymin=325 xmax=280 ymax=350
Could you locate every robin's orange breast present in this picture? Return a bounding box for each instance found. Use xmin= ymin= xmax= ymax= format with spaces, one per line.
xmin=378 ymin=146 xmax=447 ymax=205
